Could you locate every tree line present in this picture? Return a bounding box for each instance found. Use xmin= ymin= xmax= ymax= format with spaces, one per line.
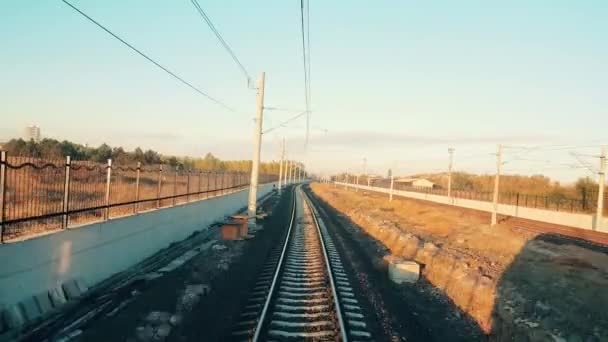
xmin=2 ymin=138 xmax=283 ymax=174
xmin=335 ymin=170 xmax=600 ymax=203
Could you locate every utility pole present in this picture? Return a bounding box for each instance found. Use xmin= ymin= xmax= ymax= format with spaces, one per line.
xmin=447 ymin=147 xmax=455 ymax=199
xmin=491 ymin=144 xmax=502 ymax=226
xmin=596 ymin=146 xmax=606 ymax=230
xmin=278 ymin=138 xmax=285 ymax=194
xmin=363 ymin=157 xmax=369 ymax=187
xmin=389 ymin=174 xmax=394 ymax=201
xmin=247 ymin=72 xmax=265 ymax=225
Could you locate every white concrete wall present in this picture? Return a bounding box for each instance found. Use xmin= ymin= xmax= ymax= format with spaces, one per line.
xmin=337 ymin=182 xmax=608 ymax=233
xmin=0 ymin=183 xmax=276 ymax=307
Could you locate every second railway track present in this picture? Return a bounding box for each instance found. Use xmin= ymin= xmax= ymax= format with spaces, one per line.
xmin=228 ymin=185 xmax=372 ymax=341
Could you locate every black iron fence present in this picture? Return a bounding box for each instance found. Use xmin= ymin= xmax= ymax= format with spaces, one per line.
xmin=0 ymin=152 xmax=277 ymax=242
xmin=345 ymin=178 xmax=607 ymax=216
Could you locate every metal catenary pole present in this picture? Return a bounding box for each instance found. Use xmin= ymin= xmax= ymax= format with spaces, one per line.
xmin=247 ymin=72 xmax=266 ymax=224
xmin=596 ymin=146 xmax=606 ymax=229
xmin=0 ymin=151 xmax=7 ymax=242
xmin=62 ymin=156 xmax=72 ymax=228
xmin=104 ymin=159 xmax=112 ymax=221
xmin=448 ymin=147 xmax=455 ymax=199
xmin=491 ymin=144 xmax=502 ymax=226
xmin=390 ymin=174 xmax=394 ymax=201
xmin=278 ymin=138 xmax=285 ymax=193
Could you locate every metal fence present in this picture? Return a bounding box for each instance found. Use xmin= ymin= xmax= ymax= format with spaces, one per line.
xmin=354 ymin=178 xmax=607 ymax=215
xmin=0 ymin=152 xmax=277 ymax=242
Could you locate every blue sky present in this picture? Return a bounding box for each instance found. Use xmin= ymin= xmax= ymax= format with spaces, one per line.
xmin=1 ymin=0 xmax=607 ymax=182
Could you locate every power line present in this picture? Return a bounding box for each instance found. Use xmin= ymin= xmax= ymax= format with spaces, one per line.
xmin=262 ymin=111 xmax=307 ymax=134
xmin=60 ymin=0 xmax=235 ymax=112
xmin=300 ymin=0 xmax=311 ymax=146
xmin=190 ymin=0 xmax=252 ymax=85
xmin=306 ymin=0 xmax=311 ymax=144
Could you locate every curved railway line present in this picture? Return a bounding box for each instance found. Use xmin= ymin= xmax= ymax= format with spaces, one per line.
xmin=228 ymin=186 xmax=372 ymax=341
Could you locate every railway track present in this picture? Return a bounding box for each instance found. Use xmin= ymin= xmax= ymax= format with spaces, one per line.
xmin=228 ymin=186 xmax=372 ymax=341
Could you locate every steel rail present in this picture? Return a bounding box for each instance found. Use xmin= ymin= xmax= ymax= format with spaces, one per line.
xmin=251 ymin=185 xmax=298 ymax=341
xmin=301 ymin=187 xmax=349 ymax=341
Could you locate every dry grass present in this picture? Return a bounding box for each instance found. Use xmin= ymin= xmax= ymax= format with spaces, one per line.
xmin=311 ymin=183 xmax=608 ymax=337
xmin=313 ymin=183 xmax=531 ymax=269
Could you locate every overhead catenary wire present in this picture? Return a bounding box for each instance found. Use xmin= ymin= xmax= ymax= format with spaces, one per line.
xmin=262 ymin=111 xmax=307 ymax=134
xmin=190 ymin=0 xmax=252 ymax=85
xmin=60 ymin=0 xmax=235 ymax=112
xmin=300 ymin=0 xmax=311 ymax=147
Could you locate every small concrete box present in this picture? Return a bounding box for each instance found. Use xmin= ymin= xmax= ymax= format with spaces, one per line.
xmin=230 ymin=215 xmax=249 ymax=237
xmin=220 ymin=222 xmax=241 ymax=240
xmin=388 ymin=258 xmax=420 ymax=284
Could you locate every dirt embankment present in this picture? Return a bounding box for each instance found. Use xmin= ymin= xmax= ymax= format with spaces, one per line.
xmin=311 ymin=183 xmax=608 ymax=341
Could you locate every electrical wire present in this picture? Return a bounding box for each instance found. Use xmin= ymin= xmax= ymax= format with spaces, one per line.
xmin=262 ymin=111 xmax=307 ymax=134
xmin=300 ymin=0 xmax=311 ymax=146
xmin=190 ymin=0 xmax=252 ymax=84
xmin=60 ymin=0 xmax=235 ymax=112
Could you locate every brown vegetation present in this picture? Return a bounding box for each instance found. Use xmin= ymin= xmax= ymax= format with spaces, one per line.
xmin=311 ymin=183 xmax=608 ymax=340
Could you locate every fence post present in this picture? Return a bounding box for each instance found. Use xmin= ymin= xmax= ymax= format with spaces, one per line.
xmin=157 ymin=164 xmax=163 ymax=208
xmin=200 ymin=171 xmax=204 ymax=198
xmin=62 ymin=156 xmax=71 ymax=229
xmin=173 ymin=167 xmax=178 ymax=206
xmin=215 ymin=171 xmax=219 ymax=196
xmin=220 ymin=172 xmax=224 ymax=195
xmin=134 ymin=162 xmax=141 ymax=213
xmin=0 ymin=151 xmax=7 ymax=242
xmin=104 ymin=159 xmax=112 ymax=221
xmin=207 ymin=172 xmax=211 ymax=198
xmin=186 ymin=170 xmax=191 ymax=202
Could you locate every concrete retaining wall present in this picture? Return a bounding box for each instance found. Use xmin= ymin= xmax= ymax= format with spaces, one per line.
xmin=336 ymin=182 xmax=608 ymax=233
xmin=0 ymin=183 xmax=276 ymax=308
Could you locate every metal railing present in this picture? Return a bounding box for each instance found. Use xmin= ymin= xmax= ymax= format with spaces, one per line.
xmin=348 ymin=178 xmax=607 ymax=215
xmin=0 ymin=152 xmax=277 ymax=242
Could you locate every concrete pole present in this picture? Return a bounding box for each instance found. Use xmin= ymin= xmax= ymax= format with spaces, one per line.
xmin=298 ymin=164 xmax=302 ymax=183
xmin=491 ymin=144 xmax=502 ymax=226
xmin=363 ymin=157 xmax=369 ymax=187
xmin=278 ymin=138 xmax=285 ymax=193
xmin=389 ymin=174 xmax=394 ymax=201
xmin=448 ymin=147 xmax=455 ymax=199
xmin=247 ymin=72 xmax=265 ymax=223
xmin=596 ymin=146 xmax=606 ymax=229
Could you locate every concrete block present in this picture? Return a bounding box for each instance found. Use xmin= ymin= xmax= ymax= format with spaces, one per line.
xmin=49 ymin=286 xmax=68 ymax=307
xmin=220 ymin=222 xmax=241 ymax=240
xmin=20 ymin=295 xmax=42 ymax=321
xmin=62 ymin=279 xmax=82 ymax=300
xmin=3 ymin=304 xmax=26 ymax=330
xmin=34 ymin=292 xmax=54 ymax=315
xmin=388 ymin=258 xmax=420 ymax=284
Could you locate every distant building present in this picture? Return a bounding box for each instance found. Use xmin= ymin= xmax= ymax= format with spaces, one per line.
xmin=394 ymin=177 xmax=435 ymax=189
xmin=23 ymin=125 xmax=41 ymax=142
